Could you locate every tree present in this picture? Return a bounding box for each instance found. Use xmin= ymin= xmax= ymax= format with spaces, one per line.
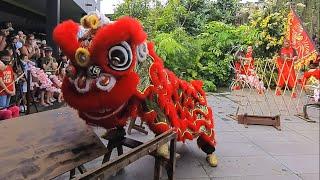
xmin=112 ymin=0 xmax=151 ymax=21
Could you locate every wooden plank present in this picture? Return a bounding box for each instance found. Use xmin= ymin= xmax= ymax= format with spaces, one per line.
xmin=0 ymin=107 xmax=107 ymax=180
xmin=295 ymin=114 xmax=317 ymax=123
xmin=76 ymin=130 xmax=176 ymax=180
xmin=167 ymin=137 xmax=176 ymax=180
xmin=237 ymin=114 xmax=281 ymax=131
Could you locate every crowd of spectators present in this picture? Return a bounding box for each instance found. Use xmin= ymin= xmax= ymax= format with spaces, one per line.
xmin=0 ymin=21 xmax=68 ymax=117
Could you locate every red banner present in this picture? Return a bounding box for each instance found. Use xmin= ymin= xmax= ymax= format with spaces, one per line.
xmin=286 ymin=8 xmax=318 ymax=69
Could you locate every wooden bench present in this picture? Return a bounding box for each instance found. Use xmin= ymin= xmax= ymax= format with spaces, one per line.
xmin=0 ymin=107 xmax=177 ymax=180
xmin=0 ymin=108 xmax=107 ymax=179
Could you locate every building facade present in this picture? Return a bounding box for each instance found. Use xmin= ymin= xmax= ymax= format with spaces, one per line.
xmin=74 ymin=0 xmax=101 ymax=13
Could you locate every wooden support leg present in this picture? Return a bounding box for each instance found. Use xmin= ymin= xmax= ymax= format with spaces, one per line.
xmin=303 ymin=104 xmax=309 ymax=119
xmin=154 ymin=157 xmax=162 ymax=180
xmin=69 ymin=169 xmax=76 ymax=179
xmin=275 ymin=115 xmax=281 ymax=130
xmin=127 ymin=118 xmax=149 ymax=135
xmin=167 ymin=138 xmax=176 ymax=180
xmin=77 ymin=165 xmax=87 ymax=174
xmin=69 ymin=165 xmax=87 ymax=179
xmin=127 ymin=118 xmax=136 ymax=135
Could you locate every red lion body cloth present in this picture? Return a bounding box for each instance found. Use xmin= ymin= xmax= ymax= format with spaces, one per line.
xmin=53 ymin=13 xmax=217 ymax=166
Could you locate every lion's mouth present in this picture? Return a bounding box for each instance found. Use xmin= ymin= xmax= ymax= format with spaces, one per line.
xmin=82 ymin=103 xmax=126 ymax=120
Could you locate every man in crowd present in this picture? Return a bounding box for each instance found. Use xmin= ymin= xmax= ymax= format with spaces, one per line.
xmin=20 ymin=34 xmax=40 ymax=61
xmin=41 ymin=46 xmax=58 ymax=73
xmin=0 ymin=22 xmax=14 ymax=51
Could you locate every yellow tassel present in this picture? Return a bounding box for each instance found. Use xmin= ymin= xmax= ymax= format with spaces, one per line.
xmin=75 ymin=48 xmax=90 ymax=67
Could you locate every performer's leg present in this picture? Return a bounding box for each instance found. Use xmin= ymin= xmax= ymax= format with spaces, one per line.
xmin=197 ymin=132 xmax=217 ymax=167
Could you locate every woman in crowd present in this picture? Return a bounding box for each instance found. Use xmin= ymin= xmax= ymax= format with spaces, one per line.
xmin=20 ymin=34 xmax=40 ymax=62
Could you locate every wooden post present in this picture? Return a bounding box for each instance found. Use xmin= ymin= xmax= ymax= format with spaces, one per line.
xmin=69 ymin=169 xmax=76 ymax=179
xmin=127 ymin=118 xmax=148 ymax=135
xmin=167 ymin=137 xmax=176 ymax=180
xmin=154 ymin=157 xmax=162 ymax=180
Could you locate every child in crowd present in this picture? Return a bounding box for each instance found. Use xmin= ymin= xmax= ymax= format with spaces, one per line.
xmin=41 ymin=46 xmax=58 ymax=105
xmin=0 ymin=50 xmax=15 ymax=108
xmin=59 ymin=53 xmax=69 ymax=69
xmin=0 ymin=49 xmax=20 ymax=119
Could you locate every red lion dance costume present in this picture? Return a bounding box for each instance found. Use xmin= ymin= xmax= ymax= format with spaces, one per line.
xmin=53 ymin=12 xmax=217 ymax=166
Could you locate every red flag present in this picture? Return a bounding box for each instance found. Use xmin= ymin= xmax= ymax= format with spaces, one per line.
xmin=286 ymin=8 xmax=318 ymax=69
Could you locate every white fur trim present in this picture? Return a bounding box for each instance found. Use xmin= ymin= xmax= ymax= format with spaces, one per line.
xmin=74 ymin=77 xmax=92 ymax=94
xmin=96 ymin=74 xmax=116 ymax=92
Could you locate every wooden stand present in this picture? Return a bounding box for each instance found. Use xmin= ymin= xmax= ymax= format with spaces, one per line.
xmin=0 ymin=108 xmax=107 ymax=180
xmin=127 ymin=118 xmax=148 ymax=135
xmin=78 ymin=128 xmax=177 ymax=180
xmin=237 ymin=114 xmax=281 ymax=130
xmin=296 ymin=102 xmax=319 ymax=123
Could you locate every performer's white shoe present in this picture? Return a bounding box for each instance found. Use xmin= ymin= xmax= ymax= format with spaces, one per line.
xmin=206 ymin=153 xmax=218 ymax=167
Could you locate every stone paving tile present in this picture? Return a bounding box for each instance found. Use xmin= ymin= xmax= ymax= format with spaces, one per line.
xmin=254 ymin=141 xmax=319 ymax=156
xmin=215 ymin=142 xmax=268 ymax=157
xmin=174 ymin=160 xmax=210 ymax=179
xmin=54 ymin=94 xmax=319 ymax=179
xmin=202 ymin=156 xmax=293 ymax=178
xmin=215 ymin=132 xmax=250 ymax=143
xmin=107 ymin=156 xmax=155 ymax=180
xmin=281 ymin=115 xmax=311 ymax=123
xmin=274 ymin=155 xmax=320 ymax=174
xmin=284 ymin=122 xmax=320 ymax=132
xmin=176 ymin=178 xmax=210 ymax=180
xmin=227 ymin=121 xmax=293 ymax=132
xmin=299 ymin=173 xmax=320 ymax=180
xmin=215 ymin=121 xmax=237 ymax=132
xmin=298 ymin=131 xmax=320 ymax=143
xmin=211 ymin=174 xmax=301 ymax=180
xmin=174 ymin=144 xmax=209 ymax=179
xmin=239 ymin=130 xmax=313 ymax=143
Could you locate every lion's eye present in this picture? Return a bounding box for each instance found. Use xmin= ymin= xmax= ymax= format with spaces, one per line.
xmin=108 ymin=41 xmax=132 ymax=71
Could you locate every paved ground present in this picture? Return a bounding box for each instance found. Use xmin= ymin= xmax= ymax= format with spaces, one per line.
xmin=56 ymin=93 xmax=319 ymax=180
